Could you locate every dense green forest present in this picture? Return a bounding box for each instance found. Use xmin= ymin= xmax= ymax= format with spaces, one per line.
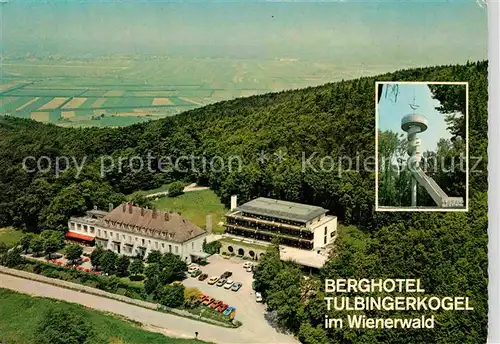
xmin=0 ymin=61 xmax=488 ymax=343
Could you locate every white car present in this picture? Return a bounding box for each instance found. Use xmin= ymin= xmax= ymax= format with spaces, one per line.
xmin=243 ymin=262 xmax=253 ymax=269
xmin=246 ymin=265 xmax=253 ymax=272
xmin=188 ymin=266 xmax=200 ymax=273
xmin=224 ymin=279 xmax=234 ymax=289
xmin=255 ymin=292 xmax=263 ymax=302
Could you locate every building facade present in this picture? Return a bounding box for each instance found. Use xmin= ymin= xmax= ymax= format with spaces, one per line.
xmin=223 ymin=196 xmax=337 ymax=269
xmin=67 ymin=202 xmax=208 ymax=263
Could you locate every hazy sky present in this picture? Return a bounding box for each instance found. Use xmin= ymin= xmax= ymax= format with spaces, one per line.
xmin=378 ymin=83 xmax=456 ymax=153
xmin=1 ymin=0 xmax=488 ymax=64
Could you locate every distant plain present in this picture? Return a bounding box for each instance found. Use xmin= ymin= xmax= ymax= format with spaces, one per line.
xmin=0 ymin=56 xmax=410 ymax=127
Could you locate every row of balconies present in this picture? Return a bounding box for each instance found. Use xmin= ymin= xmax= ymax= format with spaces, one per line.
xmin=225 ymin=224 xmax=314 ymax=243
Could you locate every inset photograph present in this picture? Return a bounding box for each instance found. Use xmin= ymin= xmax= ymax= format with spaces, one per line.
xmin=375 ymin=82 xmax=468 ymax=211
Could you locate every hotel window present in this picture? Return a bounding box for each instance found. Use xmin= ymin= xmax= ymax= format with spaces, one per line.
xmin=324 ymin=227 xmax=327 ymax=235
xmin=162 ymin=243 xmax=165 ymax=249
xmin=148 ymin=240 xmax=151 ymax=246
xmin=175 ymin=246 xmax=178 ymax=254
xmin=129 ymin=236 xmax=132 ymax=242
xmin=104 ymin=231 xmax=107 ymax=238
xmin=77 ymin=224 xmax=81 ymax=230
xmin=142 ymin=239 xmax=145 ymax=246
xmin=110 ymin=232 xmax=113 ymax=238
xmin=98 ymin=229 xmax=101 ymax=236
xmin=155 ymin=242 xmax=158 ymax=249
xmin=192 ymin=242 xmax=194 ymax=250
xmin=90 ymin=227 xmax=95 ymax=234
xmin=169 ymin=245 xmax=172 ymax=253
xmin=324 ymin=236 xmax=327 ymax=245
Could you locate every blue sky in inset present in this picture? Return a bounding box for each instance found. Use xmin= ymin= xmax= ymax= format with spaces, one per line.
xmin=378 ymin=84 xmax=453 ymax=153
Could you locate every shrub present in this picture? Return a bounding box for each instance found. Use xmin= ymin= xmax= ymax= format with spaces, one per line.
xmin=167 ymin=181 xmax=184 ymax=197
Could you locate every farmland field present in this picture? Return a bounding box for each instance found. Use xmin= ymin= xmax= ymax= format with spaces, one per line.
xmin=0 ymin=56 xmax=402 ymax=127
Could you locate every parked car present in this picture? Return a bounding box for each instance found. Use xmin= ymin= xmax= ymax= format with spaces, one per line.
xmin=188 ymin=266 xmax=200 ymax=273
xmin=223 ymin=306 xmax=236 ymax=316
xmin=243 ymin=262 xmax=253 ymax=269
xmin=198 ymin=273 xmax=208 ymax=281
xmin=231 ymin=282 xmax=242 ymax=291
xmin=210 ymin=300 xmax=223 ymax=309
xmin=202 ymin=297 xmax=215 ymax=306
xmin=216 ymin=278 xmax=227 ymax=287
xmin=190 ymin=269 xmax=202 ymax=277
xmin=220 ymin=271 xmax=232 ymax=279
xmin=246 ymin=265 xmax=253 ymax=272
xmin=197 ymin=295 xmax=209 ymax=305
xmin=224 ymin=279 xmax=234 ymax=289
xmin=255 ymin=292 xmax=263 ymax=302
xmin=208 ymin=276 xmax=219 ymax=285
xmin=217 ymin=303 xmax=229 ymax=313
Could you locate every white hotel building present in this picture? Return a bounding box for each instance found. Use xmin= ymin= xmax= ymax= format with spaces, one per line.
xmin=66 ymin=202 xmax=209 ymax=263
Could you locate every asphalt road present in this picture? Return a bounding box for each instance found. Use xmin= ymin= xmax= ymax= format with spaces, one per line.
xmin=0 ymin=273 xmax=298 ymax=344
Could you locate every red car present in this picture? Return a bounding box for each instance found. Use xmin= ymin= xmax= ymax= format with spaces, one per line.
xmin=210 ymin=300 xmax=223 ymax=309
xmin=202 ymin=297 xmax=215 ymax=306
xmin=217 ymin=303 xmax=229 ymax=313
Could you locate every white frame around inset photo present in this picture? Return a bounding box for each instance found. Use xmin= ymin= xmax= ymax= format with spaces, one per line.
xmin=375 ymin=81 xmax=469 ymax=212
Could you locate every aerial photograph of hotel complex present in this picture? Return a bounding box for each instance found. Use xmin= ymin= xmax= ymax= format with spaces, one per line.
xmin=0 ymin=1 xmax=488 ymax=344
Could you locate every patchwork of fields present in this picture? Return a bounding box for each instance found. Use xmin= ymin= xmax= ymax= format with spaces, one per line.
xmin=1 ymin=57 xmax=397 ymax=127
xmin=0 ymin=82 xmax=202 ymax=127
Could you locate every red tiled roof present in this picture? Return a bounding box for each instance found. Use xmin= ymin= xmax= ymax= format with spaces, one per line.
xmin=65 ymin=231 xmax=95 ymax=242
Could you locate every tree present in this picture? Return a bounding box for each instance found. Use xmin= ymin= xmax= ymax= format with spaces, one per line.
xmin=253 ymin=240 xmax=283 ymax=298
xmin=99 ymin=250 xmax=117 ymax=274
xmin=90 ymin=245 xmax=105 ymax=270
xmin=43 ymin=232 xmax=63 ymax=260
xmin=167 ymin=181 xmax=184 ymax=197
xmin=116 ymin=255 xmax=130 ymax=277
xmin=129 ymin=259 xmax=144 ymax=277
xmin=160 ymin=284 xmax=185 ymax=308
xmin=266 ymin=265 xmax=303 ymax=332
xmin=34 ymin=307 xmax=95 ymax=344
xmin=65 ymin=244 xmax=83 ymax=263
xmin=30 ymin=237 xmax=44 ymax=257
xmin=144 ymin=276 xmax=160 ymax=295
xmin=160 ymin=253 xmax=188 ymax=283
xmin=145 ymin=262 xmax=161 ymax=279
xmin=428 ymin=84 xmax=467 ymax=140
xmin=202 ymin=240 xmax=221 ymax=255
xmin=20 ymin=233 xmax=34 ymax=253
xmin=1 ymin=247 xmax=23 ymax=268
xmin=184 ymin=287 xmax=203 ymax=308
xmin=131 ymin=194 xmax=154 ymax=209
xmin=297 ymin=323 xmax=329 ymax=344
xmin=146 ymin=250 xmax=162 ymax=264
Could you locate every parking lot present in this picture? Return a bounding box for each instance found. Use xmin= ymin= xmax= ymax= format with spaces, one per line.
xmin=183 ymin=255 xmax=275 ymax=336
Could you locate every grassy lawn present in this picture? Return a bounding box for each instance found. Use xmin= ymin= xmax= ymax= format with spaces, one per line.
xmin=153 ymin=190 xmax=227 ymax=234
xmin=0 ymin=227 xmax=23 ymax=247
xmin=0 ymin=288 xmax=210 ymax=344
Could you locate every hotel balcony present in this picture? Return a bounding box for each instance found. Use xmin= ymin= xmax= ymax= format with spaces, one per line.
xmin=226 ymin=213 xmax=307 ymax=232
xmin=225 ymin=225 xmax=314 ymax=250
